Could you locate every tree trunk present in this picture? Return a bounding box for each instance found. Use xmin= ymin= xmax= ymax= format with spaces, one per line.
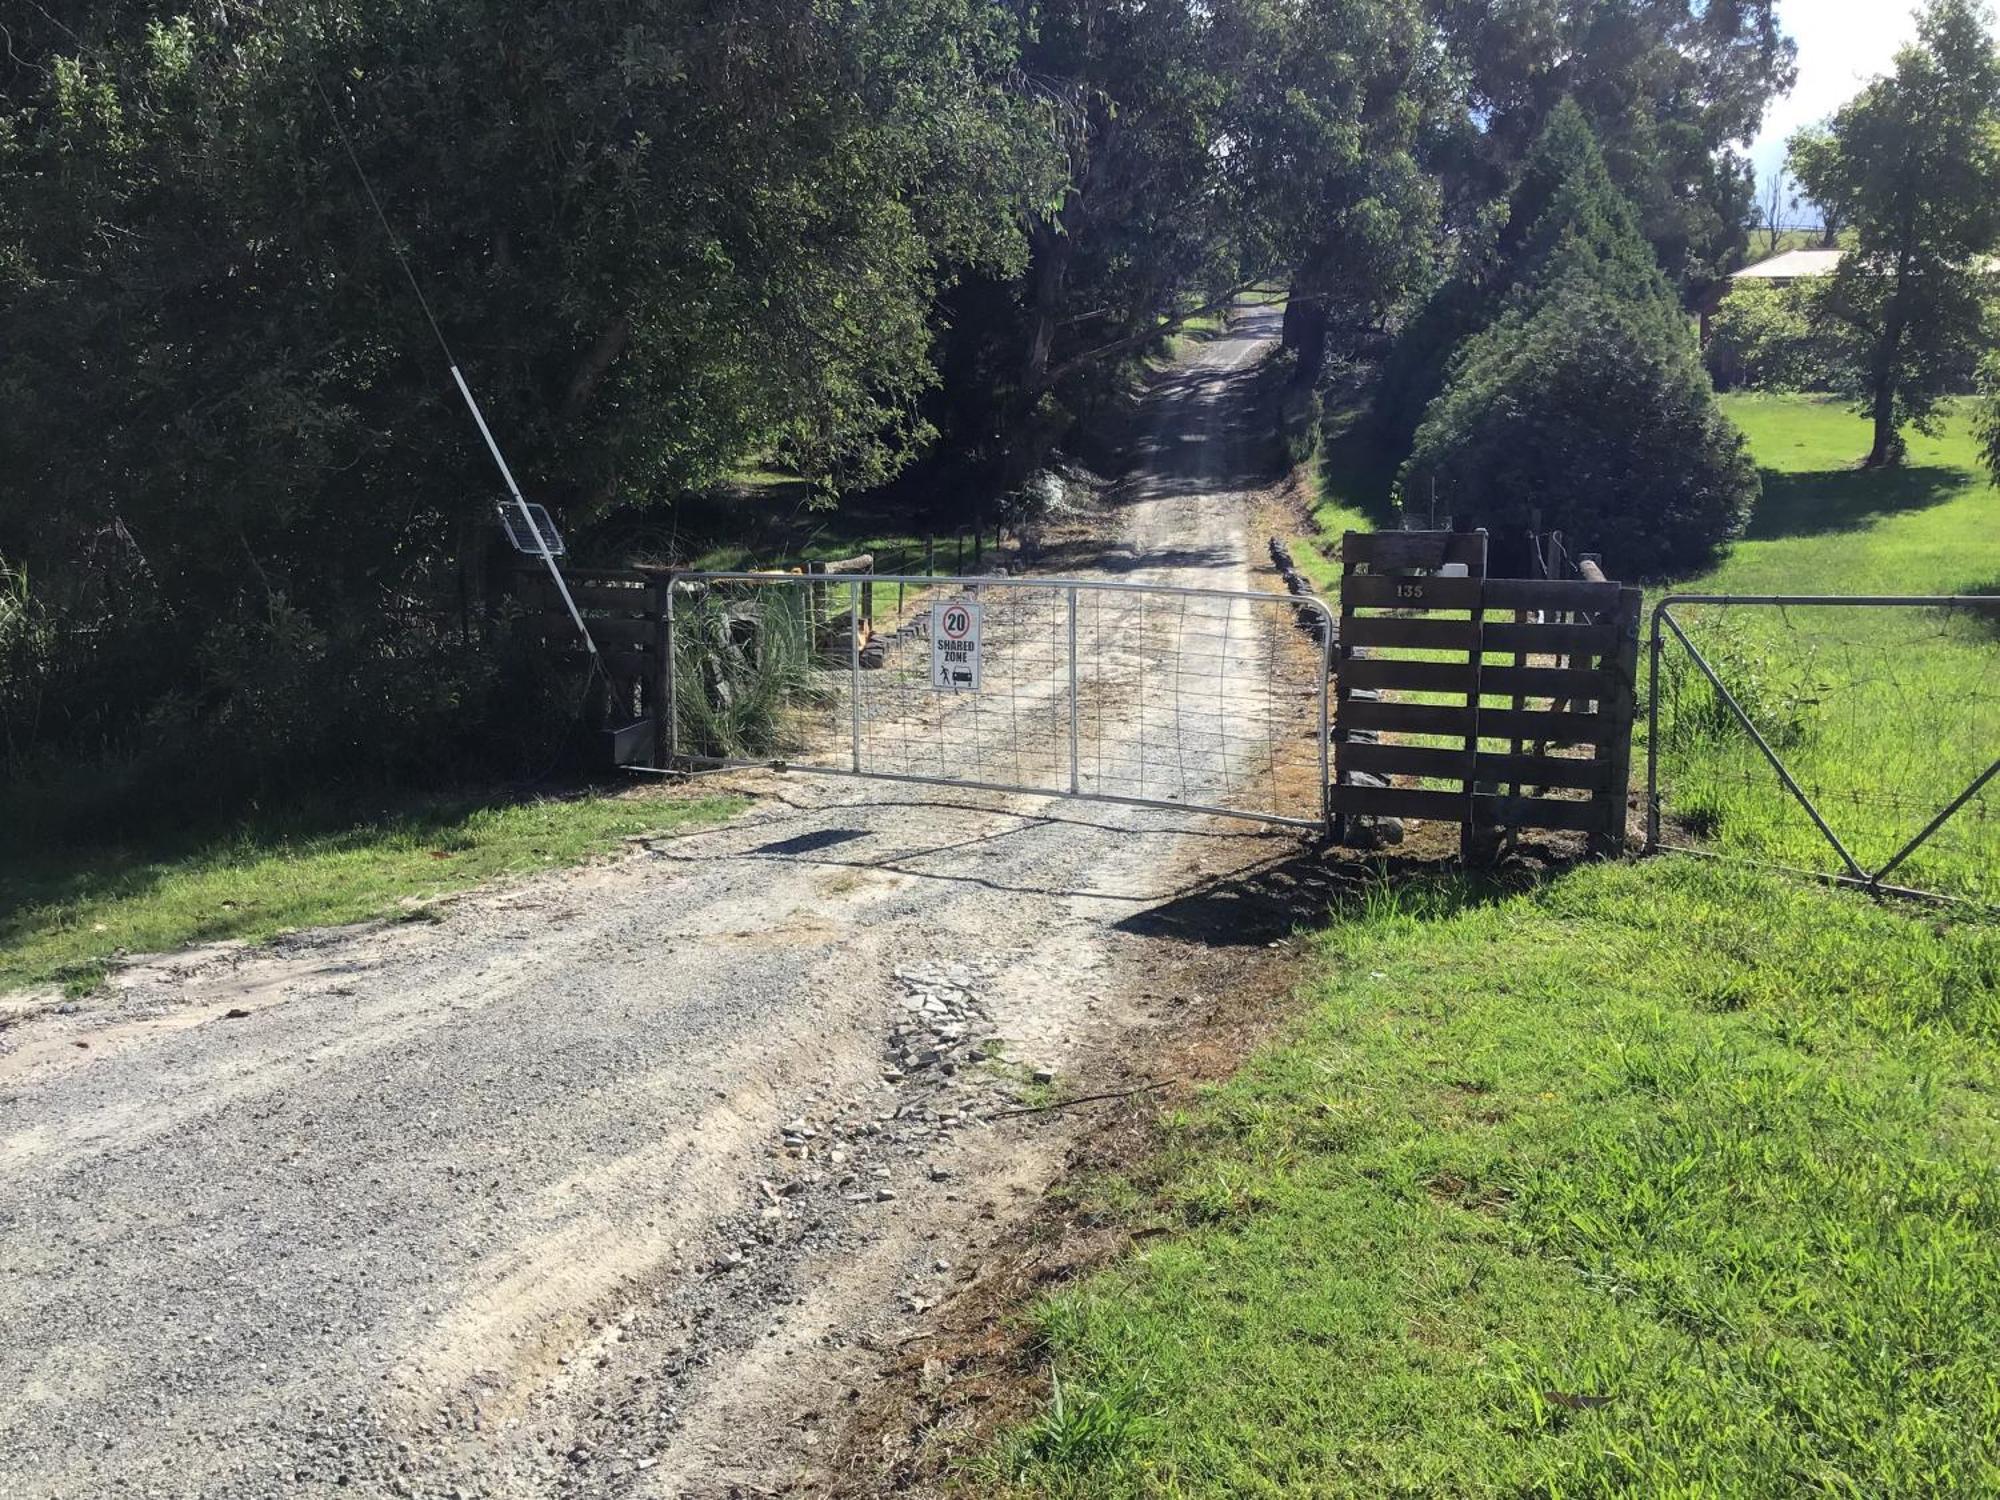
xmin=1021 ymin=219 xmax=1071 ymax=391
xmin=1864 ymin=265 xmax=1910 ymax=469
xmin=1282 ymin=293 xmax=1329 ymax=389
xmin=1866 ymin=382 xmax=1901 ymax=468
xmin=561 ymin=314 xmax=633 ymax=424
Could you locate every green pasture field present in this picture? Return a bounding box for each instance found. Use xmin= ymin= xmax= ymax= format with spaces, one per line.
xmin=1654 ymin=396 xmax=1998 ymax=903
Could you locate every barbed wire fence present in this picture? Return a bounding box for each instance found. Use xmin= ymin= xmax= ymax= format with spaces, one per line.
xmin=1646 ymin=596 xmax=1999 ymax=906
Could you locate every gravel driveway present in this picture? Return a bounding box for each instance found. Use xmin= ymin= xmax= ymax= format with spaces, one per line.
xmin=0 ymin=307 xmax=1316 ymax=1499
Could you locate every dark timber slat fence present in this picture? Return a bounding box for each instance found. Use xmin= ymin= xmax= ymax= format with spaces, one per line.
xmin=1330 ymin=531 xmax=1641 ymax=858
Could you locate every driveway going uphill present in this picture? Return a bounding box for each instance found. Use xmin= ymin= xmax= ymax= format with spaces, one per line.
xmin=0 ymin=306 xmax=1320 ymax=1499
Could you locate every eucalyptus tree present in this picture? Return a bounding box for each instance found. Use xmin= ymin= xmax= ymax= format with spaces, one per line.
xmin=1788 ymin=0 xmax=2000 ymax=467
xmin=1425 ymin=0 xmax=1797 ymax=294
xmin=923 ymin=0 xmax=1251 ymax=488
xmin=1219 ymin=0 xmax=1445 ymax=390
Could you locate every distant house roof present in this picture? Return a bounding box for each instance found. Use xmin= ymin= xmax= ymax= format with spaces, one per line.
xmin=1729 ymin=248 xmax=2000 ymax=283
xmin=1730 ymin=249 xmax=1847 ymax=282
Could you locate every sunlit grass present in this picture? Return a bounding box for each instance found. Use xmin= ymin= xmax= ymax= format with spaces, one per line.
xmin=1651 ymin=396 xmax=1999 ymax=902
xmin=983 ymin=860 xmax=2000 ymax=1496
xmin=0 ymin=788 xmax=742 ymax=997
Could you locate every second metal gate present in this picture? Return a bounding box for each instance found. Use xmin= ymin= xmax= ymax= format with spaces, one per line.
xmin=664 ymin=572 xmax=1335 ymax=829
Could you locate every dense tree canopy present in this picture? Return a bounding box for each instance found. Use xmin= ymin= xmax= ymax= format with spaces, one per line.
xmin=925 ymin=0 xmax=1244 ymax=483
xmin=1221 ymin=0 xmax=1442 ymax=388
xmin=0 ymin=0 xmax=1058 ymax=801
xmin=0 ymin=0 xmax=1800 ymax=818
xmin=1426 ymin=0 xmax=1797 ymax=293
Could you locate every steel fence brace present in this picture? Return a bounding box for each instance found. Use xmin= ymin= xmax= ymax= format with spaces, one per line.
xmin=1646 ymin=592 xmax=2000 ymax=901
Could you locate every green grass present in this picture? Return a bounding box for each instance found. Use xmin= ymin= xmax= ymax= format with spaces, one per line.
xmin=1287 ymin=402 xmax=1399 ymax=597
xmin=986 ymin=859 xmax=2000 ymax=1497
xmin=1653 ymin=396 xmax=1999 ymax=902
xmin=1286 ymin=389 xmax=1999 ymax=897
xmin=1707 ymin=395 xmax=1996 ymax=586
xmin=0 ymin=788 xmax=743 ymax=997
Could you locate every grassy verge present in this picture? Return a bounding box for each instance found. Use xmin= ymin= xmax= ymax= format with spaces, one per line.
xmin=1284 ymin=393 xmax=1406 ymax=597
xmin=0 ymin=786 xmax=744 ymax=998
xmin=1653 ymin=396 xmax=1998 ymax=902
xmin=986 ymin=859 xmax=2000 ymax=1496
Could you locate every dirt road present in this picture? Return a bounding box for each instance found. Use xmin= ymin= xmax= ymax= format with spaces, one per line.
xmin=0 ymin=307 xmax=1324 ymax=1498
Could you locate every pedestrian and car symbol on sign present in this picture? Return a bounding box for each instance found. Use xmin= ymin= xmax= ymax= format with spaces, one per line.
xmin=930 ymin=600 xmax=982 ymax=691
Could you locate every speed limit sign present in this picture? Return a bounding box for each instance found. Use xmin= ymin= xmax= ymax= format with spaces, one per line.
xmin=930 ymin=599 xmax=982 ymax=691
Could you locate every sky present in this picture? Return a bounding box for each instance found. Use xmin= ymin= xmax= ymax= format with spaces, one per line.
xmin=1747 ymin=0 xmax=1922 ymax=185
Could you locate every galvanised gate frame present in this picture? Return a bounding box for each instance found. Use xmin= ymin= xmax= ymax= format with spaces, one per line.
xmin=665 ymin=572 xmax=1336 ymax=831
xmin=1647 ymin=593 xmax=2000 ymax=903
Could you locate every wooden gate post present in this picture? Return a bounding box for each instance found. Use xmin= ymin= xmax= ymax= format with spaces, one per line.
xmin=1590 ymin=586 xmax=1643 ymax=855
xmin=1329 ymin=535 xmax=1639 ymax=858
xmin=1462 ymin=584 xmax=1489 ymax=865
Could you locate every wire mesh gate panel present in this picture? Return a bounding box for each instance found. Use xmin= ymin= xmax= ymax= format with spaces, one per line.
xmin=666 ymin=573 xmax=1334 ymax=829
xmin=1647 ymin=595 xmax=2000 ymax=906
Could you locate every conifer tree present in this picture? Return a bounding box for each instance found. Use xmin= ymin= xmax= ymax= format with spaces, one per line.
xmin=1400 ymin=101 xmax=1758 ymax=578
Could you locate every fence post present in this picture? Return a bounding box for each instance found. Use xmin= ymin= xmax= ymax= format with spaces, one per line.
xmin=1646 ymin=603 xmax=1663 ymax=852
xmin=1591 ymin=587 xmax=1643 ymax=857
xmin=651 ymin=573 xmax=672 ymax=769
xmin=1461 ymin=585 xmax=1487 ymax=863
xmin=1067 ymin=585 xmax=1081 ymax=795
xmin=849 ymin=588 xmax=863 ymax=773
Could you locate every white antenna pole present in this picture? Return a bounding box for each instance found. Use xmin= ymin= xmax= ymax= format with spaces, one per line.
xmin=312 ymin=75 xmax=597 ymax=660
xmin=451 ymin=365 xmax=597 ymax=655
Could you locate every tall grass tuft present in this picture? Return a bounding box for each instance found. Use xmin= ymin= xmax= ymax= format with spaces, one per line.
xmin=670 ymin=587 xmax=831 ymax=761
xmin=0 ymin=559 xmax=62 ymax=782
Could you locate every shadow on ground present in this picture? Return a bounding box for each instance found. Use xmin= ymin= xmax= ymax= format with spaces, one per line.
xmin=1115 ymin=841 xmax=1580 ymax=948
xmin=1745 ymin=465 xmax=1967 ymax=541
xmin=1315 ymin=411 xmax=1402 ymax=529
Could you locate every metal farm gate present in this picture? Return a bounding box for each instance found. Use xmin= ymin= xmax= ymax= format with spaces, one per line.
xmin=661 ymin=571 xmax=1335 ymax=829
xmin=1647 ymin=593 xmax=2000 ymax=905
xmin=513 ymin=539 xmax=1645 ymax=845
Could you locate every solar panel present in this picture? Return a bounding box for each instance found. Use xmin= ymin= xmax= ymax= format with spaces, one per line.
xmin=496 ymin=501 xmax=566 ymax=557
